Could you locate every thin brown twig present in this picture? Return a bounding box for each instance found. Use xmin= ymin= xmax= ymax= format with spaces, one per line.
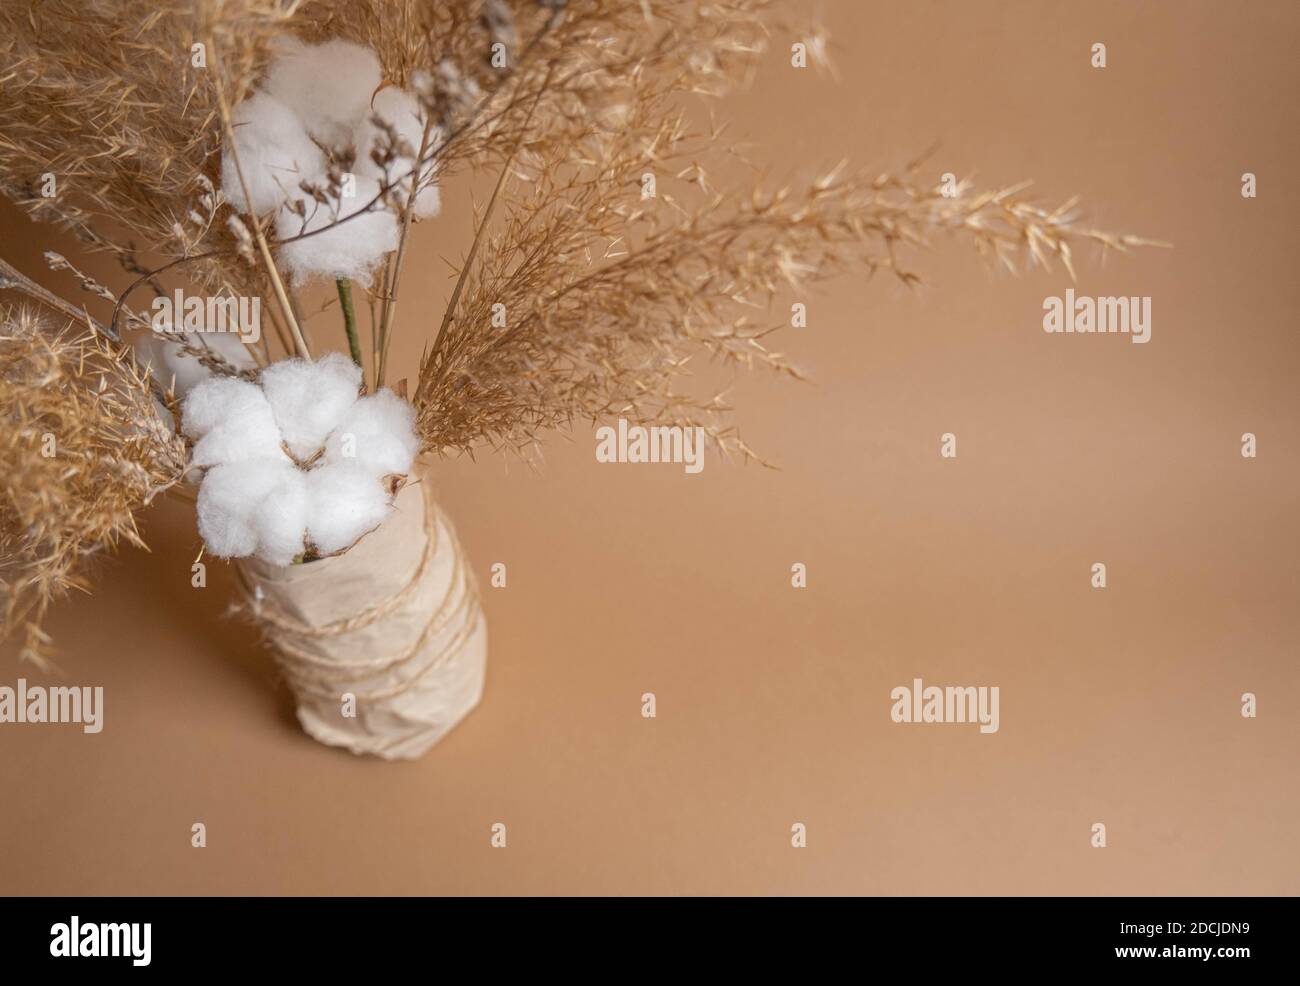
xmin=375 ymin=118 xmax=435 ymax=388
xmin=107 ymin=5 xmax=567 ymax=340
xmin=0 ymin=256 xmax=114 ymax=340
xmin=207 ymin=38 xmax=311 ymax=360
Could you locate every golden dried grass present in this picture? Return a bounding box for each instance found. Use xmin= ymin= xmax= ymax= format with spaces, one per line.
xmin=0 ymin=1 xmax=1162 ymax=651
xmin=0 ymin=307 xmax=186 ymax=664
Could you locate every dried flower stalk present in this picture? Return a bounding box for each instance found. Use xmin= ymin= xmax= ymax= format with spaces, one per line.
xmin=0 ymin=0 xmax=1163 ymax=657
xmin=0 ymin=308 xmax=187 ymax=665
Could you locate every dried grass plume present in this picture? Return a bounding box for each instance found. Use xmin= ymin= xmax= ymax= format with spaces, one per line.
xmin=0 ymin=307 xmax=186 ymax=664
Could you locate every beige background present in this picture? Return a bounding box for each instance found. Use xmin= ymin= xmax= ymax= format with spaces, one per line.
xmin=2 ymin=0 xmax=1297 ymax=895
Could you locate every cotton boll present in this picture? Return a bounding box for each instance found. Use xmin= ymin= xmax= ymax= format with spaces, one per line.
xmin=358 ymin=88 xmax=442 ymax=220
xmin=190 ymin=416 xmax=287 ymax=468
xmin=252 ymin=465 xmax=309 ymax=565
xmin=365 ymin=87 xmax=427 ymax=160
xmin=263 ymin=38 xmax=382 ymax=150
xmin=221 ymin=92 xmax=327 ymax=215
xmin=182 ymin=376 xmax=267 ymax=438
xmin=196 ymin=463 xmax=261 ymax=558
xmin=260 ymin=352 xmax=362 ymax=460
xmin=305 ymin=462 xmax=393 ymax=555
xmin=197 ymin=458 xmax=302 ymax=560
xmin=323 ymin=388 xmax=420 ymax=476
xmin=409 ymin=174 xmax=441 ymax=220
xmin=183 ymin=376 xmax=287 ymax=466
xmin=275 ymin=175 xmax=400 ymax=284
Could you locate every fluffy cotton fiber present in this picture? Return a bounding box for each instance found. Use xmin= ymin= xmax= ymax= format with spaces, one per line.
xmin=221 ymin=92 xmax=326 ymax=215
xmin=183 ymin=377 xmax=287 ymax=466
xmin=253 ymin=464 xmax=311 ymax=565
xmin=220 ymin=37 xmax=440 ymax=283
xmin=275 ymin=175 xmax=400 ymax=285
xmin=324 ymin=388 xmax=420 ymax=476
xmin=185 ymin=355 xmax=419 ymax=565
xmin=304 ymin=461 xmax=395 ymax=555
xmin=262 ymin=37 xmax=382 ymax=149
xmin=197 ymin=458 xmax=307 ymax=564
xmin=359 ymin=87 xmax=442 ymax=220
xmin=260 ymin=352 xmax=362 ymax=459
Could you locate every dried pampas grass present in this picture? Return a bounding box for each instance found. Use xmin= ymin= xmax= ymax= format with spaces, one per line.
xmin=0 ymin=0 xmax=292 ymax=279
xmin=1 ymin=0 xmax=1157 ymax=462
xmin=409 ymin=5 xmax=1162 ymax=460
xmin=0 ymin=0 xmax=1162 ymax=654
xmin=0 ymin=308 xmax=186 ymax=665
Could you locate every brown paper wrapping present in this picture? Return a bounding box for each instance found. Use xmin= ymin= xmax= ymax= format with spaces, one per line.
xmin=237 ymin=478 xmax=486 ymax=759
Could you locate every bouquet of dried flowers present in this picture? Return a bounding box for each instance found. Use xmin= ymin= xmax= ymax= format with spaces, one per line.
xmin=0 ymin=0 xmax=1156 ymax=756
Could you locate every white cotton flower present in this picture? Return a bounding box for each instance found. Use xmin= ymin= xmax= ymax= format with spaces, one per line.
xmin=182 ymin=376 xmax=259 ymax=438
xmin=187 ymin=355 xmax=418 ymax=563
xmin=190 ymin=419 xmax=286 ymax=468
xmin=252 ymin=465 xmax=311 ymax=565
xmin=220 ymin=92 xmax=327 ymax=215
xmin=358 ymin=87 xmax=441 ymax=220
xmin=222 ymin=37 xmax=442 ymax=280
xmin=262 ymin=37 xmax=382 ymax=150
xmin=260 ymin=352 xmax=362 ymax=460
xmin=365 ymin=86 xmax=427 ymax=160
xmin=305 ymin=461 xmax=394 ymax=555
xmin=275 ymin=174 xmax=400 ymax=284
xmin=182 ymin=377 xmax=287 ymax=465
xmin=197 ymin=457 xmax=307 ymax=563
xmin=324 ymin=387 xmax=420 ymax=476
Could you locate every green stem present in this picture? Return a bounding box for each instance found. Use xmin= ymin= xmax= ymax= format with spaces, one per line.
xmin=336 ymin=277 xmax=363 ymax=370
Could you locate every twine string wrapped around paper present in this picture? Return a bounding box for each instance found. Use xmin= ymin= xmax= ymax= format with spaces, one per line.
xmin=235 ymin=477 xmax=487 ymax=759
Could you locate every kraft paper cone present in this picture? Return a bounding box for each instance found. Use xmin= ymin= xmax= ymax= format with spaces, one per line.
xmin=237 ymin=478 xmax=487 ymax=759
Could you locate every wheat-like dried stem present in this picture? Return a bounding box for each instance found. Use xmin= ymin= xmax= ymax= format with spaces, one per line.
xmin=207 ymin=38 xmax=311 ymax=360
xmin=375 ymin=117 xmax=436 ymax=388
xmin=1 ymin=307 xmax=187 ymax=664
xmin=0 ymin=257 xmax=114 ymax=340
